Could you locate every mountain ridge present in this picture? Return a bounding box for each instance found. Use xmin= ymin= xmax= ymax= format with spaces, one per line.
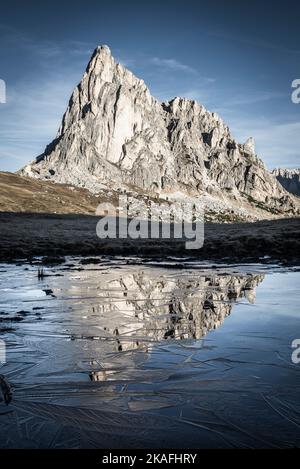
xmin=20 ymin=45 xmax=300 ymax=220
xmin=272 ymin=168 xmax=300 ymax=196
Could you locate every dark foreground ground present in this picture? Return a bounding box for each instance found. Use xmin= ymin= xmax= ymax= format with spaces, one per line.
xmin=0 ymin=213 xmax=299 ymax=264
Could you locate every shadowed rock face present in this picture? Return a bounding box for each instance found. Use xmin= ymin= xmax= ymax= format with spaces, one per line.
xmin=20 ymin=45 xmax=299 ymax=219
xmin=273 ymin=168 xmax=300 ymax=196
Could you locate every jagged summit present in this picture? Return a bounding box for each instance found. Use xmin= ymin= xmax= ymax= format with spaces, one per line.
xmin=243 ymin=137 xmax=255 ymax=156
xmin=272 ymin=168 xmax=300 ymax=196
xmin=20 ymin=45 xmax=300 ymax=219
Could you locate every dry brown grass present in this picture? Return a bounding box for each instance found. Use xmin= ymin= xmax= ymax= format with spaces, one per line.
xmin=0 ymin=171 xmax=107 ymax=215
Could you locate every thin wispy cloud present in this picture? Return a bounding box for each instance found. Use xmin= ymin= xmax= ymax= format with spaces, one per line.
xmin=149 ymin=56 xmax=216 ymax=84
xmin=150 ymin=57 xmax=197 ymax=74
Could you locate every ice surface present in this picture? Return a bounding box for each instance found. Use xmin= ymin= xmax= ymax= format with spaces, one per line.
xmin=0 ymin=258 xmax=299 ymax=448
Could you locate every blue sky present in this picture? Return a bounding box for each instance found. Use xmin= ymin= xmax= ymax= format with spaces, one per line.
xmin=0 ymin=0 xmax=299 ymax=172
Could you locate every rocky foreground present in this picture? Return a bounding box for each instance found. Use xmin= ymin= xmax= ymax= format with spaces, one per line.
xmin=0 ymin=212 xmax=299 ymax=264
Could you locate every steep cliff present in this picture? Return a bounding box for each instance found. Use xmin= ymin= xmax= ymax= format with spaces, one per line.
xmin=20 ymin=45 xmax=300 ymax=219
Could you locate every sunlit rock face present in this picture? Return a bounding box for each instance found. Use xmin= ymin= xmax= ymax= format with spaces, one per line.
xmin=272 ymin=168 xmax=300 ymax=196
xmin=20 ymin=45 xmax=299 ymax=218
xmin=86 ymin=269 xmax=264 ymax=381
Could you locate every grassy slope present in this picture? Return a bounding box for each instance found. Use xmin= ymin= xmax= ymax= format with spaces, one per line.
xmin=0 ymin=171 xmax=104 ymax=215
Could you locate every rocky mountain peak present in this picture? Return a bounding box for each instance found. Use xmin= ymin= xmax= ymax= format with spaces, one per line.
xmin=20 ymin=45 xmax=300 ymax=220
xmin=86 ymin=44 xmax=146 ymax=89
xmin=272 ymin=168 xmax=300 ymax=196
xmin=243 ymin=137 xmax=255 ymax=155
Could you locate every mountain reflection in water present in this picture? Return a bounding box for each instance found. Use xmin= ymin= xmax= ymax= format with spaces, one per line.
xmin=84 ymin=270 xmax=264 ymax=380
xmin=0 ymin=259 xmax=299 ymax=449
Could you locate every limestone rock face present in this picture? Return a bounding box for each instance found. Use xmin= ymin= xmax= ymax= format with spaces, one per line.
xmin=243 ymin=137 xmax=255 ymax=156
xmin=272 ymin=168 xmax=300 ymax=196
xmin=20 ymin=45 xmax=300 ymax=218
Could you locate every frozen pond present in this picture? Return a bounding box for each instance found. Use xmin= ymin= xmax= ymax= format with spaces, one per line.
xmin=0 ymin=258 xmax=299 ymax=448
